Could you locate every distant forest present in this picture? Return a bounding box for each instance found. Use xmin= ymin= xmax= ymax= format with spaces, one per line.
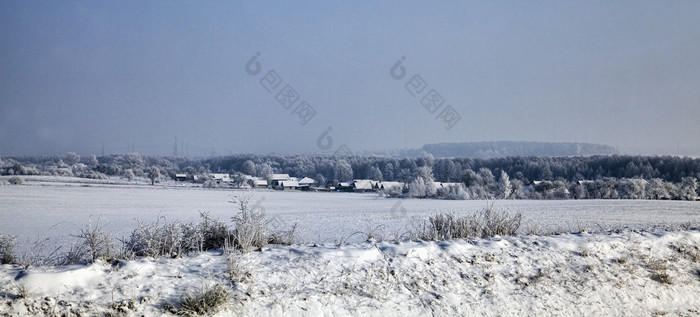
xmin=1 ymin=153 xmax=698 ymax=200
xmin=421 ymin=141 xmax=618 ymax=158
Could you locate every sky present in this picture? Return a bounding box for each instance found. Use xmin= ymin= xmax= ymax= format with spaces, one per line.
xmin=1 ymin=1 xmax=699 ymax=157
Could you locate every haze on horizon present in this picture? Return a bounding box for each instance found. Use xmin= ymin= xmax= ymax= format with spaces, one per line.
xmin=1 ymin=1 xmax=699 ymax=158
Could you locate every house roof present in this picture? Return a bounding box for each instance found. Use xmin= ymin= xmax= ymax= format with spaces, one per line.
xmin=280 ymin=180 xmax=299 ymax=187
xmin=337 ymin=181 xmax=353 ymax=187
xmin=271 ymin=174 xmax=292 ymax=181
xmin=297 ymin=177 xmax=315 ymax=185
xmin=378 ymin=181 xmax=402 ymax=189
xmin=211 ymin=173 xmax=230 ymax=180
xmin=353 ymin=179 xmax=374 ymax=190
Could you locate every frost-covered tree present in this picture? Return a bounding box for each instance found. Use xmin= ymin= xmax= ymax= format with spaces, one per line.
xmin=446 ymin=184 xmax=469 ymax=200
xmin=618 ymin=178 xmax=646 ymax=199
xmin=498 ymin=170 xmax=511 ymax=199
xmin=314 ymin=173 xmax=325 ymax=187
xmin=147 ymin=166 xmax=160 ymax=185
xmin=241 ymin=160 xmax=257 ymax=176
xmin=552 ymin=180 xmax=569 ymax=199
xmin=646 ymin=178 xmax=669 ymax=200
xmin=88 ymin=155 xmax=99 ymax=167
xmin=258 ymin=163 xmax=274 ymax=181
xmin=679 ymin=177 xmax=698 ymax=201
xmin=478 ymin=168 xmax=496 ymax=192
xmin=569 ymin=182 xmax=586 ymax=199
xmin=366 ymin=166 xmax=383 ymax=181
xmin=123 ymin=153 xmax=145 ymax=175
xmin=65 ymin=152 xmax=80 ymax=166
xmin=425 ymin=178 xmax=438 ymax=197
xmin=511 ymin=179 xmax=527 ymax=199
xmin=408 ymin=177 xmax=426 ymax=198
xmin=334 ymin=160 xmax=353 ymax=181
xmin=382 ymin=162 xmax=395 ymax=181
xmin=124 ymin=169 xmax=135 ymax=181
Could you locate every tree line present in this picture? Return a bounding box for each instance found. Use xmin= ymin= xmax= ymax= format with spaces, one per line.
xmin=1 ymin=153 xmax=698 ymax=200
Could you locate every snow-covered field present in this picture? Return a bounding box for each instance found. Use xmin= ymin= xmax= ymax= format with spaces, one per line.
xmin=2 ymin=183 xmax=700 ymax=252
xmin=1 ymin=180 xmax=700 ymax=316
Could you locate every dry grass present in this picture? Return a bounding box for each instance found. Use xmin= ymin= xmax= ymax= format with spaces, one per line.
xmin=163 ymin=284 xmax=228 ymax=316
xmin=669 ymin=242 xmax=700 ymax=263
xmin=226 ymin=254 xmax=252 ymax=284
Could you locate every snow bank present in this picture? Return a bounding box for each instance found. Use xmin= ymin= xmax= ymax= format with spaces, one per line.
xmin=1 ymin=230 xmax=699 ymax=316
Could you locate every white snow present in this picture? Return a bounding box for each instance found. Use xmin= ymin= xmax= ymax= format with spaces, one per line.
xmin=2 ymin=230 xmax=699 ymax=316
xmin=2 ymin=184 xmax=699 ymax=255
xmin=1 ymin=181 xmax=700 ymax=315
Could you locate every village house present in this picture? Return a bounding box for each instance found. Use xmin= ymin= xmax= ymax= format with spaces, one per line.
xmin=210 ymin=173 xmax=231 ymax=184
xmin=352 ymin=179 xmax=375 ymax=192
xmin=269 ymin=174 xmax=299 ymax=190
xmin=297 ymin=177 xmax=316 ymax=191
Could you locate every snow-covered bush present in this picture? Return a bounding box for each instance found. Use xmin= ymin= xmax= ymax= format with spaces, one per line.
xmin=8 ymin=176 xmax=23 ymax=185
xmin=479 ymin=205 xmax=522 ymax=237
xmin=123 ymin=213 xmax=231 ymax=258
xmin=198 ymin=212 xmax=232 ymax=251
xmin=0 ymin=234 xmax=17 ymax=264
xmin=416 ymin=205 xmax=522 ymax=240
xmin=231 ymin=194 xmax=268 ymax=251
xmin=419 ymin=212 xmax=481 ymax=240
xmin=66 ymin=218 xmax=114 ymax=264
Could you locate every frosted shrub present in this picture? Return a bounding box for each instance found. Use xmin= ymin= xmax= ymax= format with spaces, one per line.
xmin=125 ymin=217 xmax=190 ymax=258
xmin=479 ymin=205 xmax=522 ymax=238
xmin=69 ymin=218 xmax=114 ymax=264
xmin=198 ymin=211 xmax=232 ymax=251
xmin=0 ymin=234 xmax=17 ymax=264
xmin=231 ymin=194 xmax=268 ymax=251
xmin=421 ymin=212 xmax=480 ymax=240
xmin=417 ymin=205 xmax=522 ymax=240
xmin=123 ymin=212 xmax=234 ymax=259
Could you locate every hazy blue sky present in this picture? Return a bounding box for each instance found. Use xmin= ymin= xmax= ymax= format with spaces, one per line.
xmin=2 ymin=1 xmax=699 ymax=157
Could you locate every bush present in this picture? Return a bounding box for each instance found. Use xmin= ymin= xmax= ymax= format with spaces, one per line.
xmin=479 ymin=205 xmax=522 ymax=237
xmin=0 ymin=234 xmax=17 ymax=264
xmin=417 ymin=205 xmax=522 ymax=240
xmin=67 ymin=218 xmax=114 ymax=264
xmin=420 ymin=212 xmax=481 ymax=240
xmin=123 ymin=212 xmax=233 ymax=259
xmin=231 ymin=194 xmax=268 ymax=251
xmin=8 ymin=176 xmax=23 ymax=185
xmin=268 ymin=221 xmax=298 ymax=246
xmin=124 ymin=217 xmax=195 ymax=258
xmin=198 ymin=211 xmax=233 ymax=251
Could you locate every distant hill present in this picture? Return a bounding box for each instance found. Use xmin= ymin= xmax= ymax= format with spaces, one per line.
xmin=422 ymin=141 xmax=617 ymax=158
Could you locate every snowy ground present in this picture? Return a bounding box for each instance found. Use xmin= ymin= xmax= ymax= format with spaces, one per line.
xmin=2 ymin=179 xmax=700 ymax=315
xmin=2 ymin=180 xmax=700 ymax=254
xmin=1 ymin=230 xmax=699 ymax=316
